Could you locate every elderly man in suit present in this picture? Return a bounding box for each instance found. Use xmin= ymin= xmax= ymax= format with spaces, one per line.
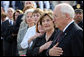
xmin=47 ymin=3 xmax=83 ymax=56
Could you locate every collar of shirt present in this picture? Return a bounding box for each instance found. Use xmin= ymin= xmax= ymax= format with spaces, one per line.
xmin=63 ymin=20 xmax=74 ymax=32
xmin=8 ymin=19 xmax=13 ymax=25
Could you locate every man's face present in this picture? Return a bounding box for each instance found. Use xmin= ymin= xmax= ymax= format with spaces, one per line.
xmin=74 ymin=13 xmax=83 ymax=22
xmin=7 ymin=9 xmax=14 ymax=19
xmin=53 ymin=8 xmax=65 ymax=28
xmin=25 ymin=1 xmax=34 ymax=7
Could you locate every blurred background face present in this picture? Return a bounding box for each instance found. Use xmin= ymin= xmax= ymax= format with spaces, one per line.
xmin=74 ymin=13 xmax=83 ymax=22
xmin=26 ymin=12 xmax=34 ymax=24
xmin=33 ymin=13 xmax=41 ymax=24
xmin=38 ymin=22 xmax=44 ymax=33
xmin=7 ymin=9 xmax=14 ymax=19
xmin=25 ymin=1 xmax=34 ymax=7
xmin=1 ymin=7 xmax=4 ymax=14
xmin=15 ymin=12 xmax=20 ymax=21
xmin=42 ymin=15 xmax=54 ymax=32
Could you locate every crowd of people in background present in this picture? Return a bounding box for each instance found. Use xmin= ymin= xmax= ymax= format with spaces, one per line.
xmin=1 ymin=1 xmax=83 ymax=56
xmin=1 ymin=1 xmax=83 ymax=13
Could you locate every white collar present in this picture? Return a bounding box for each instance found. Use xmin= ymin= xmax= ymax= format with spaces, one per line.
xmin=63 ymin=20 xmax=74 ymax=32
xmin=8 ymin=19 xmax=13 ymax=25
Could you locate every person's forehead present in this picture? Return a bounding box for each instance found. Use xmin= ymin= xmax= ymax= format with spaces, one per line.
xmin=8 ymin=9 xmax=13 ymax=12
xmin=43 ymin=15 xmax=51 ymax=20
xmin=25 ymin=1 xmax=32 ymax=3
xmin=27 ymin=12 xmax=33 ymax=15
xmin=33 ymin=13 xmax=40 ymax=15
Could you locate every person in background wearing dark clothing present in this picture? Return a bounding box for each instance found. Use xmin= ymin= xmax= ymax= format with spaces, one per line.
xmin=3 ymin=10 xmax=23 ymax=56
xmin=74 ymin=9 xmax=83 ymax=29
xmin=1 ymin=13 xmax=7 ymax=56
xmin=15 ymin=1 xmax=24 ymax=10
xmin=9 ymin=10 xmax=23 ymax=56
xmin=2 ymin=8 xmax=15 ymax=56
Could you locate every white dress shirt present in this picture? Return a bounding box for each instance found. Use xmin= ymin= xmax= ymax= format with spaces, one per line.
xmin=63 ymin=20 xmax=74 ymax=32
xmin=20 ymin=25 xmax=36 ymax=49
xmin=8 ymin=19 xmax=13 ymax=25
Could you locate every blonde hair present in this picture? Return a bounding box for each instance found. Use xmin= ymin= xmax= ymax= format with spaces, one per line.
xmin=33 ymin=8 xmax=44 ymax=15
xmin=23 ymin=5 xmax=34 ymax=12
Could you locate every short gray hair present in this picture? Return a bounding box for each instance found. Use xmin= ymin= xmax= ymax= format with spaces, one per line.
xmin=22 ymin=9 xmax=35 ymax=21
xmin=55 ymin=3 xmax=75 ymax=18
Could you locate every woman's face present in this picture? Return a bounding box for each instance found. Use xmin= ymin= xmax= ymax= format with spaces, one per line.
xmin=38 ymin=22 xmax=44 ymax=33
xmin=26 ymin=12 xmax=34 ymax=24
xmin=42 ymin=15 xmax=54 ymax=31
xmin=15 ymin=12 xmax=20 ymax=21
xmin=33 ymin=13 xmax=41 ymax=24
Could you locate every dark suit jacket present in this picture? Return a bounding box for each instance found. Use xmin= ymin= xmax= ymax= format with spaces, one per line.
xmin=16 ymin=14 xmax=23 ymax=28
xmin=78 ymin=20 xmax=83 ymax=29
xmin=15 ymin=1 xmax=24 ymax=10
xmin=1 ymin=20 xmax=11 ymax=38
xmin=1 ymin=20 xmax=14 ymax=56
xmin=14 ymin=14 xmax=23 ymax=35
xmin=47 ymin=22 xmax=83 ymax=56
xmin=2 ymin=20 xmax=19 ymax=56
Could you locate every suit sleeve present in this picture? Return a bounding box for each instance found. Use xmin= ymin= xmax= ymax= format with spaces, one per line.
xmin=71 ymin=30 xmax=83 ymax=56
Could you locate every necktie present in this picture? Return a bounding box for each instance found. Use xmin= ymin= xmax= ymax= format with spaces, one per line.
xmin=53 ymin=31 xmax=63 ymax=44
xmin=49 ymin=31 xmax=63 ymax=49
xmin=56 ymin=31 xmax=63 ymax=42
xmin=10 ymin=20 xmax=12 ymax=25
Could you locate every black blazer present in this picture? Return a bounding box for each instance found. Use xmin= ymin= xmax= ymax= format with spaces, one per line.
xmin=26 ymin=30 xmax=57 ymax=56
xmin=1 ymin=20 xmax=11 ymax=38
xmin=78 ymin=20 xmax=83 ymax=29
xmin=47 ymin=22 xmax=83 ymax=56
xmin=2 ymin=20 xmax=14 ymax=56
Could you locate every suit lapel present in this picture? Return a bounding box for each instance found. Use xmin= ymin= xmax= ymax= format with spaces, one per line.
xmin=58 ymin=22 xmax=75 ymax=46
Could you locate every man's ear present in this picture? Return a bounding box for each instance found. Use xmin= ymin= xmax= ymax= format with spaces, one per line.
xmin=65 ymin=13 xmax=70 ymax=19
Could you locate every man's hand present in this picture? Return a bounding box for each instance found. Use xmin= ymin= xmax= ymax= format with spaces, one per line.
xmin=49 ymin=42 xmax=63 ymax=56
